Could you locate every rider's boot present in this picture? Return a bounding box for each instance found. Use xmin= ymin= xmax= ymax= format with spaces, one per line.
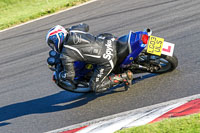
xmin=95 ymin=70 xmax=133 ymax=93
xmin=109 ymin=70 xmax=133 ymax=87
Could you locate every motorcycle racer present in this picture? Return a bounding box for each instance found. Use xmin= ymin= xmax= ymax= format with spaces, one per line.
xmin=46 ymin=23 xmax=133 ymax=93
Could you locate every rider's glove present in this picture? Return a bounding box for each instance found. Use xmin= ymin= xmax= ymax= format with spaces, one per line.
xmin=59 ymin=71 xmax=67 ymax=81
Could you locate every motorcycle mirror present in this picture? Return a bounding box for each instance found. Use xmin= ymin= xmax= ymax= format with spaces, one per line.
xmin=144 ymin=28 xmax=152 ymax=36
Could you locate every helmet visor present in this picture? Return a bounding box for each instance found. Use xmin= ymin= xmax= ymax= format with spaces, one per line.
xmin=48 ymin=42 xmax=55 ymax=50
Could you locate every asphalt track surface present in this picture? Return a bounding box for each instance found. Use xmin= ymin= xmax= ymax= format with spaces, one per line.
xmin=0 ymin=0 xmax=200 ymax=132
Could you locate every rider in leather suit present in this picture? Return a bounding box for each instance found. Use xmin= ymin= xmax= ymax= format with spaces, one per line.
xmin=46 ymin=23 xmax=133 ymax=93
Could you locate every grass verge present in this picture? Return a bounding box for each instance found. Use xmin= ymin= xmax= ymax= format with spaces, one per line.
xmin=0 ymin=0 xmax=89 ymax=30
xmin=116 ymin=113 xmax=200 ymax=133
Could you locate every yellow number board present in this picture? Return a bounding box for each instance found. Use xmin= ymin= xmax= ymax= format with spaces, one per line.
xmin=147 ymin=36 xmax=164 ymax=56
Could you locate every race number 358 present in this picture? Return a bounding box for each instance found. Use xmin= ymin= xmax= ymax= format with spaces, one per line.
xmin=147 ymin=36 xmax=164 ymax=56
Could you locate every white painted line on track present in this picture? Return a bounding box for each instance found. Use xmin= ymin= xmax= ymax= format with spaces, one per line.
xmin=46 ymin=94 xmax=200 ymax=133
xmin=0 ymin=0 xmax=98 ymax=33
xmin=76 ymin=102 xmax=185 ymax=133
xmin=123 ymin=102 xmax=185 ymax=128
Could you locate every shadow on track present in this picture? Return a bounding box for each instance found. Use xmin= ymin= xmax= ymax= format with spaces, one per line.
xmin=0 ymin=73 xmax=157 ymax=127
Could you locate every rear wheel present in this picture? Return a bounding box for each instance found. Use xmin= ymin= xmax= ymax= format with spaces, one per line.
xmin=132 ymin=54 xmax=178 ymax=74
xmin=151 ymin=55 xmax=178 ymax=73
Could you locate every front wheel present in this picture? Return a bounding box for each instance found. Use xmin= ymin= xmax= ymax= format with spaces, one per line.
xmin=53 ymin=72 xmax=92 ymax=93
xmin=58 ymin=81 xmax=91 ymax=93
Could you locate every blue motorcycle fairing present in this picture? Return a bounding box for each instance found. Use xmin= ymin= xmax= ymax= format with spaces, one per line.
xmin=120 ymin=31 xmax=147 ymax=67
xmin=74 ymin=61 xmax=96 ymax=80
xmin=53 ymin=61 xmax=96 ymax=81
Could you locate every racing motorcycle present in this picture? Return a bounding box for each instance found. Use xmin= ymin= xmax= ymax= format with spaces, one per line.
xmin=47 ymin=29 xmax=178 ymax=93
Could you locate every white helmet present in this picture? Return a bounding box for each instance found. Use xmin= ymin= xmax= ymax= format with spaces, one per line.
xmin=46 ymin=25 xmax=68 ymax=52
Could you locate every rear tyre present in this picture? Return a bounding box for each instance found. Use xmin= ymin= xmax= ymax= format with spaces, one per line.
xmin=152 ymin=55 xmax=178 ymax=74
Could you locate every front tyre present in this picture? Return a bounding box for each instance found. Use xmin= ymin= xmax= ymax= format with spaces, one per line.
xmin=53 ymin=72 xmax=92 ymax=93
xmin=57 ymin=81 xmax=91 ymax=93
